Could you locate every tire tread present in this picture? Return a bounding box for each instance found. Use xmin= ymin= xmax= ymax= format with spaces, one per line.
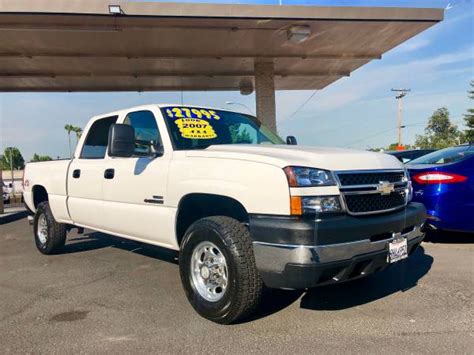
xmin=34 ymin=201 xmax=66 ymax=254
xmin=180 ymin=216 xmax=263 ymax=324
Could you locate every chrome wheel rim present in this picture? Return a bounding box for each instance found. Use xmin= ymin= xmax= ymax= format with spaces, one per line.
xmin=190 ymin=241 xmax=228 ymax=302
xmin=37 ymin=213 xmax=48 ymax=244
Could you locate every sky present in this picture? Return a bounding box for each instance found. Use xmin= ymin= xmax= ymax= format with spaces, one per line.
xmin=0 ymin=0 xmax=473 ymax=160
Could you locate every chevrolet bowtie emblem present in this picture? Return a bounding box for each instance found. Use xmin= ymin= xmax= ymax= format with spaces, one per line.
xmin=377 ymin=181 xmax=395 ymax=195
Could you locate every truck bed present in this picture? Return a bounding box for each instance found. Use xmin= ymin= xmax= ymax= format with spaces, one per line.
xmin=23 ymin=159 xmax=72 ymax=223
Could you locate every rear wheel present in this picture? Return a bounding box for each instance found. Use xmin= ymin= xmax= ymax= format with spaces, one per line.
xmin=179 ymin=216 xmax=263 ymax=324
xmin=34 ymin=201 xmax=67 ymax=254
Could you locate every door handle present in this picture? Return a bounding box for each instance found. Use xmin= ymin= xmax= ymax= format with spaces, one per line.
xmin=104 ymin=168 xmax=115 ymax=179
xmin=72 ymin=169 xmax=81 ymax=178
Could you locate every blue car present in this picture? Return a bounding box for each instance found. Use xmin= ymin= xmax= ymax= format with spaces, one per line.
xmin=407 ymin=144 xmax=474 ymax=233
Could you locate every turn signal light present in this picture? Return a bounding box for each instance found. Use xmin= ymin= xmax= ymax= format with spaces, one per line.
xmin=413 ymin=172 xmax=467 ymax=184
xmin=290 ymin=196 xmax=302 ymax=215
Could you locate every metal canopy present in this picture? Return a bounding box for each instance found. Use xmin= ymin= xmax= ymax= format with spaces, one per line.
xmin=0 ymin=1 xmax=443 ymax=92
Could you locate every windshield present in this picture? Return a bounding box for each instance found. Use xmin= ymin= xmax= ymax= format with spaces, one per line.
xmin=161 ymin=106 xmax=284 ymax=150
xmin=407 ymin=145 xmax=474 ymax=165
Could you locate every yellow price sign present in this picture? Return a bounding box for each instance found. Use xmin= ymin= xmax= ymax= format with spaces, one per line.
xmin=174 ymin=118 xmax=217 ymax=139
xmin=165 ymin=107 xmax=220 ymax=120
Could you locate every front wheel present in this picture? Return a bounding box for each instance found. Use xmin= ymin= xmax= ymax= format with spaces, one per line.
xmin=34 ymin=201 xmax=67 ymax=255
xmin=179 ymin=216 xmax=263 ymax=324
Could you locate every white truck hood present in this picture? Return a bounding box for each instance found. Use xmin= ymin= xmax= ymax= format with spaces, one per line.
xmin=185 ymin=144 xmax=403 ymax=171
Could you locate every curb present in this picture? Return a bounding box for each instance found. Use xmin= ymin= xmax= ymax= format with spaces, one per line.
xmin=0 ymin=210 xmax=29 ymax=225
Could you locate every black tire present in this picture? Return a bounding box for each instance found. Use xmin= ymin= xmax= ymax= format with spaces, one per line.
xmin=33 ymin=201 xmax=67 ymax=255
xmin=179 ymin=216 xmax=263 ymax=324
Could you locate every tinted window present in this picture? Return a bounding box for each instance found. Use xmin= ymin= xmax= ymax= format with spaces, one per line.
xmin=161 ymin=106 xmax=284 ymax=150
xmin=408 ymin=146 xmax=474 ymax=165
xmin=80 ymin=116 xmax=117 ymax=159
xmin=123 ymin=110 xmax=161 ymax=156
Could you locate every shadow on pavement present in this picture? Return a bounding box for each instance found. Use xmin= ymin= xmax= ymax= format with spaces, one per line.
xmin=62 ymin=232 xmax=433 ymax=320
xmin=424 ymin=230 xmax=473 ymax=244
xmin=238 ymin=288 xmax=304 ymax=324
xmin=300 ymin=246 xmax=432 ymax=311
xmin=239 ymin=246 xmax=433 ymax=322
xmin=64 ymin=232 xmax=178 ymax=264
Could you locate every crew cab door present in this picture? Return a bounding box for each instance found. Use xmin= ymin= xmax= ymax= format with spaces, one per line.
xmin=67 ymin=115 xmax=117 ymax=229
xmin=102 ymin=109 xmax=175 ymax=248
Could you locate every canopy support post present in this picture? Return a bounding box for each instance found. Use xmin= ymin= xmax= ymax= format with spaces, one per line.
xmin=255 ymin=61 xmax=277 ymax=133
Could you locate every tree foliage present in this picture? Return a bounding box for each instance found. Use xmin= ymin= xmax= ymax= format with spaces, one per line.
xmin=229 ymin=125 xmax=252 ymax=144
xmin=31 ymin=153 xmax=53 ymax=162
xmin=65 ymin=124 xmax=83 ymax=157
xmin=1 ymin=147 xmax=25 ymax=170
xmin=464 ymin=80 xmax=474 ymax=142
xmin=414 ymin=107 xmax=462 ymax=149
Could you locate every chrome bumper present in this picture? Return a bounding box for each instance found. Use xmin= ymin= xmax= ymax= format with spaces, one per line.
xmin=253 ymin=225 xmax=423 ymax=273
xmin=252 ymin=224 xmax=425 ymax=289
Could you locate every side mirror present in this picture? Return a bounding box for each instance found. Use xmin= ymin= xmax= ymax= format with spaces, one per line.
xmin=151 ymin=143 xmax=165 ymax=157
xmin=286 ymin=136 xmax=297 ymax=145
xmin=108 ymin=124 xmax=135 ymax=157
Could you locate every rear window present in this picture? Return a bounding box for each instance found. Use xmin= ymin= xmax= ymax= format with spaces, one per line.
xmin=408 ymin=146 xmax=474 ymax=165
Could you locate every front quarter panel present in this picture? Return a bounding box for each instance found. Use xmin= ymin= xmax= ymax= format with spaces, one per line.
xmin=167 ymin=153 xmax=291 ymax=215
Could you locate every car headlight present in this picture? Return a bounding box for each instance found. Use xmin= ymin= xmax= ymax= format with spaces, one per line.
xmin=284 ymin=166 xmax=336 ymax=187
xmin=290 ymin=195 xmax=343 ymax=215
xmin=303 ymin=196 xmax=342 ymax=214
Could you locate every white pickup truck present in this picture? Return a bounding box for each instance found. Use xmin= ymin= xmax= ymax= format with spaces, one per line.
xmin=24 ymin=104 xmax=426 ymax=324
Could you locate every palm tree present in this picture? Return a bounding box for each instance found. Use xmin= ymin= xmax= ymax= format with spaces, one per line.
xmin=64 ymin=124 xmax=74 ymax=158
xmin=73 ymin=126 xmax=83 ymax=146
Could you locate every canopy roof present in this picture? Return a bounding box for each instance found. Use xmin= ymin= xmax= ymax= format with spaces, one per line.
xmin=0 ymin=1 xmax=443 ymax=92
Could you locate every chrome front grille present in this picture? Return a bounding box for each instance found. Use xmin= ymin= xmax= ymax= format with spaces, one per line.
xmin=337 ymin=170 xmax=408 ymax=215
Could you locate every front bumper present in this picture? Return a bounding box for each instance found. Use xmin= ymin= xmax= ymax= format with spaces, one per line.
xmin=250 ymin=202 xmax=426 ymax=289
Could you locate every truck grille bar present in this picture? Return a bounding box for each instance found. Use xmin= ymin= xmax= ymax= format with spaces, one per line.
xmin=336 ymin=170 xmax=408 ymax=215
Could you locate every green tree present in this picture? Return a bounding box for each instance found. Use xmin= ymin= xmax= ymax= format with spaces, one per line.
xmin=463 ymin=80 xmax=474 ymax=142
xmin=65 ymin=124 xmax=83 ymax=157
xmin=31 ymin=153 xmax=53 ymax=162
xmin=414 ymin=107 xmax=462 ymax=149
xmin=73 ymin=126 xmax=83 ymax=141
xmin=1 ymin=147 xmax=25 ymax=170
xmin=229 ymin=125 xmax=252 ymax=144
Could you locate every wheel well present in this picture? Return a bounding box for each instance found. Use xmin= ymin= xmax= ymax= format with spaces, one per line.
xmin=32 ymin=185 xmax=48 ymax=209
xmin=176 ymin=193 xmax=249 ymax=246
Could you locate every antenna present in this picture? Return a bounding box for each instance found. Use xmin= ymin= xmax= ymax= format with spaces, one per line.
xmin=391 ymin=88 xmax=411 ymax=149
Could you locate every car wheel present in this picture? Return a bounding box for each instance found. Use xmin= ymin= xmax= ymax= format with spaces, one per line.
xmin=179 ymin=216 xmax=263 ymax=324
xmin=33 ymin=201 xmax=67 ymax=255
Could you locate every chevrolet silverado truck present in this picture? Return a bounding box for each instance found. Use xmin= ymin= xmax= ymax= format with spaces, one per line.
xmin=23 ymin=104 xmax=426 ymax=324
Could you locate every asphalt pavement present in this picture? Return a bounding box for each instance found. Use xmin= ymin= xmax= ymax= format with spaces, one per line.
xmin=1 ymin=218 xmax=472 ymax=354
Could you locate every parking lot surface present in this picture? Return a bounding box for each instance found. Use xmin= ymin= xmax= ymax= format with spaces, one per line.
xmin=1 ymin=218 xmax=472 ymax=354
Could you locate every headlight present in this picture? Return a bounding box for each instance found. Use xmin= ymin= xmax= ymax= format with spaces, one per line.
xmin=290 ymin=195 xmax=343 ymax=215
xmin=302 ymin=196 xmax=342 ymax=214
xmin=284 ymin=166 xmax=336 ymax=187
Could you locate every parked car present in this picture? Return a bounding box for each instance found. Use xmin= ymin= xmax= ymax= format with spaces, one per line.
xmin=388 ymin=149 xmax=436 ymax=163
xmin=2 ymin=183 xmax=11 ymax=204
xmin=407 ymin=144 xmax=474 ymax=233
xmin=23 ymin=104 xmax=426 ymax=324
xmin=3 ymin=191 xmax=10 ymax=204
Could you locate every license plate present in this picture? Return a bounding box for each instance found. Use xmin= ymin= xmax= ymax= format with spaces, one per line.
xmin=388 ymin=237 xmax=408 ymax=263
